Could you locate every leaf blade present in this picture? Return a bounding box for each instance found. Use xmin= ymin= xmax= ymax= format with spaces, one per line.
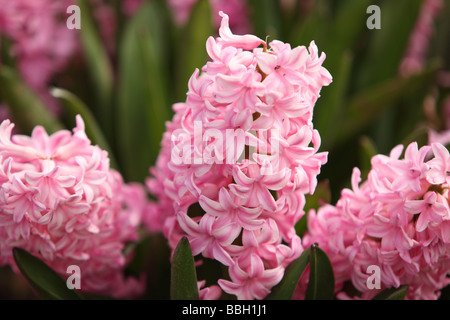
xmin=305 ymin=243 xmax=335 ymax=300
xmin=116 ymin=0 xmax=171 ymax=182
xmin=372 ymin=286 xmax=409 ymax=300
xmin=13 ymin=247 xmax=82 ymax=300
xmin=266 ymin=247 xmax=311 ymax=300
xmin=170 ymin=237 xmax=199 ymax=300
xmin=78 ymin=0 xmax=114 ymax=140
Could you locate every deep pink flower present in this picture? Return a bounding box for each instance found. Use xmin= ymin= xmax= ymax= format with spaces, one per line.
xmin=147 ymin=12 xmax=331 ymax=299
xmin=0 ymin=116 xmax=148 ymax=298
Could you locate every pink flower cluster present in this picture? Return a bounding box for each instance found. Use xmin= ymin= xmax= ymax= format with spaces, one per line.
xmin=146 ymin=12 xmax=332 ymax=300
xmin=0 ymin=116 xmax=147 ymax=298
xmin=299 ymin=142 xmax=450 ymax=300
xmin=0 ymin=0 xmax=77 ymax=114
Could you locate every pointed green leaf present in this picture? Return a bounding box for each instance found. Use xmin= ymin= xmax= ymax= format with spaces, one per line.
xmin=305 ymin=243 xmax=335 ymax=300
xmin=77 ymin=0 xmax=114 ymax=140
xmin=13 ymin=247 xmax=82 ymax=300
xmin=174 ymin=0 xmax=213 ymax=102
xmin=170 ymin=237 xmax=199 ymax=300
xmin=266 ymin=247 xmax=311 ymax=300
xmin=50 ymin=87 xmax=118 ymax=169
xmin=0 ymin=66 xmax=63 ymax=134
xmin=372 ymin=285 xmax=409 ymax=300
xmin=116 ymin=0 xmax=171 ymax=182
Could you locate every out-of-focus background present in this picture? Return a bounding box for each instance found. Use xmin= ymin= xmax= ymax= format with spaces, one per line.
xmin=0 ymin=0 xmax=449 ymax=299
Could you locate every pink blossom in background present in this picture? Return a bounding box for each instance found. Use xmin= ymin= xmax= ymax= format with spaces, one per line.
xmin=123 ymin=0 xmax=146 ymax=16
xmin=296 ymin=142 xmax=450 ymax=300
xmin=0 ymin=0 xmax=78 ymax=115
xmin=399 ymin=0 xmax=443 ymax=77
xmin=146 ymin=12 xmax=332 ymax=300
xmin=0 ymin=116 xmax=148 ymax=298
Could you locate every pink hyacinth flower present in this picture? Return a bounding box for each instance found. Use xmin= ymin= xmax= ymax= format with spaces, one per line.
xmin=298 ymin=142 xmax=450 ymax=300
xmin=147 ymin=11 xmax=331 ymax=300
xmin=0 ymin=116 xmax=148 ymax=298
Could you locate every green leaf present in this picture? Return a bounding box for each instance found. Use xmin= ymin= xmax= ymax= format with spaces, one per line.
xmin=266 ymin=247 xmax=311 ymax=300
xmin=305 ymin=243 xmax=335 ymax=300
xmin=13 ymin=248 xmax=82 ymax=300
xmin=372 ymin=286 xmax=409 ymax=300
xmin=50 ymin=87 xmax=118 ymax=169
xmin=77 ymin=0 xmax=114 ymax=140
xmin=116 ymin=0 xmax=171 ymax=182
xmin=174 ymin=0 xmax=213 ymax=102
xmin=0 ymin=66 xmax=63 ymax=134
xmin=170 ymin=237 xmax=199 ymax=300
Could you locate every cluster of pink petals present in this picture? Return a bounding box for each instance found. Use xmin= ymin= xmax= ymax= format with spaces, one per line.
xmin=298 ymin=142 xmax=450 ymax=300
xmin=0 ymin=116 xmax=147 ymax=298
xmin=399 ymin=0 xmax=443 ymax=77
xmin=0 ymin=0 xmax=78 ymax=114
xmin=168 ymin=0 xmax=251 ymax=33
xmin=147 ymin=12 xmax=332 ymax=300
